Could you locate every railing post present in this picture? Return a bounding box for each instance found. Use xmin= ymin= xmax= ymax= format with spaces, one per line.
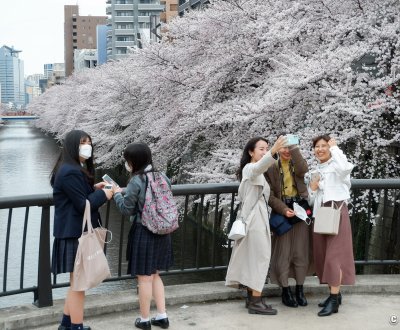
xmin=34 ymin=205 xmax=53 ymax=307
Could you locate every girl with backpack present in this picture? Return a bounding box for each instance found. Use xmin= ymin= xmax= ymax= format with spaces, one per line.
xmin=112 ymin=142 xmax=174 ymax=330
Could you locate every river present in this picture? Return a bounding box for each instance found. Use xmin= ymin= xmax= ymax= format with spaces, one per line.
xmin=0 ymin=121 xmax=227 ymax=308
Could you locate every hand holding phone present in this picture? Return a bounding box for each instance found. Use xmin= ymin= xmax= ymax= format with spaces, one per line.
xmin=286 ymin=134 xmax=299 ymax=146
xmin=102 ymin=174 xmax=119 ymax=188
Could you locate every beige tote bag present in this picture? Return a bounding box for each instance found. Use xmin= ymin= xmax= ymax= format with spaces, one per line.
xmin=313 ymin=201 xmax=344 ymax=235
xmin=72 ymin=200 xmax=111 ymax=291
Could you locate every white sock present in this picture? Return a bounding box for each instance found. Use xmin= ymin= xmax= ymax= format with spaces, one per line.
xmin=155 ymin=312 xmax=167 ymax=320
xmin=140 ymin=316 xmax=150 ymax=322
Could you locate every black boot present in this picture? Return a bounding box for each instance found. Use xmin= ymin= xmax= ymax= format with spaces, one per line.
xmin=318 ymin=294 xmax=339 ymax=317
xmin=282 ymin=287 xmax=298 ymax=308
xmin=295 ymin=285 xmax=307 ymax=306
xmin=245 ymin=288 xmax=271 ymax=308
xmin=248 ymin=296 xmax=278 ymax=315
xmin=318 ymin=291 xmax=342 ymax=307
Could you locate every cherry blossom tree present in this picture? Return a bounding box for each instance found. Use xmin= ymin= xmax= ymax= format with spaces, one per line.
xmin=30 ymin=0 xmax=400 ymax=182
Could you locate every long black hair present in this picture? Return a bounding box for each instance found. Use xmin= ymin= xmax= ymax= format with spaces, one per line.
xmin=236 ymin=137 xmax=268 ymax=181
xmin=50 ymin=130 xmax=95 ymax=186
xmin=123 ymin=142 xmax=154 ymax=176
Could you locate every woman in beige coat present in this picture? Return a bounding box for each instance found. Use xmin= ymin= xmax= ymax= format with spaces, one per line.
xmin=226 ymin=135 xmax=287 ymax=315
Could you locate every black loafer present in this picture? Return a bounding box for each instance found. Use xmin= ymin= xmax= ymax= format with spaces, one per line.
xmin=58 ymin=326 xmax=91 ymax=330
xmin=151 ymin=317 xmax=169 ymax=329
xmin=135 ymin=318 xmax=151 ymax=330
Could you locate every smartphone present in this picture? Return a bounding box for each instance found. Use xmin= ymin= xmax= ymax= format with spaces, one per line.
xmin=104 ymin=184 xmax=113 ymax=190
xmin=102 ymin=174 xmax=119 ymax=187
xmin=311 ymin=172 xmax=320 ymax=182
xmin=286 ymin=134 xmax=299 ymax=146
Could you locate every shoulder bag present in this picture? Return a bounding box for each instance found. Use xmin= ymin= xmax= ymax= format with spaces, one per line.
xmin=228 ymin=192 xmax=261 ymax=241
xmin=72 ymin=200 xmax=111 ymax=291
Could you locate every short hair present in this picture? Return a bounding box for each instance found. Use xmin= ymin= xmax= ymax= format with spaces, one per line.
xmin=312 ymin=134 xmax=331 ymax=148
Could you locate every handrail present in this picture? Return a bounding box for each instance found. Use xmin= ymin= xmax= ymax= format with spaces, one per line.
xmin=0 ymin=178 xmax=399 ymax=308
xmin=1 ymin=179 xmax=399 ymax=207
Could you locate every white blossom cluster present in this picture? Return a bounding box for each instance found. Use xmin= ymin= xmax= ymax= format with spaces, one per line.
xmin=30 ymin=0 xmax=400 ymax=183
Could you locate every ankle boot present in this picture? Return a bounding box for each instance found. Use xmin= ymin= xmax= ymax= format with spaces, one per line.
xmin=245 ymin=289 xmax=271 ymax=308
xmin=295 ymin=285 xmax=307 ymax=306
xmin=318 ymin=294 xmax=339 ymax=317
xmin=318 ymin=291 xmax=342 ymax=307
xmin=282 ymin=287 xmax=298 ymax=308
xmin=248 ymin=296 xmax=278 ymax=315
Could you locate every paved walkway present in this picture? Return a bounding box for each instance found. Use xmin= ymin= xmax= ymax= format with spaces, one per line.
xmin=1 ymin=275 xmax=400 ymax=329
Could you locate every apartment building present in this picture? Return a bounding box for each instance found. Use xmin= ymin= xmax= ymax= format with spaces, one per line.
xmin=64 ymin=5 xmax=107 ymax=77
xmin=106 ymin=0 xmax=165 ymax=60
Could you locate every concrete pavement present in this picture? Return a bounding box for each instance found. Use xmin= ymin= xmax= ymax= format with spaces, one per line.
xmin=1 ymin=275 xmax=400 ymax=329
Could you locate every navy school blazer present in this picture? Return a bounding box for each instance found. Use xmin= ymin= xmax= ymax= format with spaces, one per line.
xmin=52 ymin=163 xmax=107 ymax=238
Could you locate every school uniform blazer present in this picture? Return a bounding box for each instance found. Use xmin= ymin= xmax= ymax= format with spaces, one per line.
xmin=52 ymin=163 xmax=107 ymax=238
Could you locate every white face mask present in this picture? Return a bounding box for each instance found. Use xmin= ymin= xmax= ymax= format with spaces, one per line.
xmin=79 ymin=144 xmax=92 ymax=160
xmin=125 ymin=161 xmax=132 ymax=172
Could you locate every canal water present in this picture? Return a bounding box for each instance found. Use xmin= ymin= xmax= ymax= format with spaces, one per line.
xmin=0 ymin=121 xmax=228 ymax=308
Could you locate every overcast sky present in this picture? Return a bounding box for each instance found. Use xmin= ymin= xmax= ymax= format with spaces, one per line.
xmin=1 ymin=0 xmax=107 ymax=76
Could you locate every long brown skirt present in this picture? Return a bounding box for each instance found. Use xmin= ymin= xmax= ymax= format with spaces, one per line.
xmin=313 ymin=201 xmax=356 ymax=286
xmin=270 ymin=220 xmax=313 ymax=287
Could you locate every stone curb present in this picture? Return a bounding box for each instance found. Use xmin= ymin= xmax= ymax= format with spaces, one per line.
xmin=1 ymin=274 xmax=399 ymax=329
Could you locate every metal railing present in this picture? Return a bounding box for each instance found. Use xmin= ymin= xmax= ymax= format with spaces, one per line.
xmin=0 ymin=179 xmax=399 ymax=307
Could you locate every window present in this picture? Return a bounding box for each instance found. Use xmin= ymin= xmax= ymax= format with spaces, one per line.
xmin=73 ymin=32 xmax=77 ymax=36
xmin=117 ymin=36 xmax=134 ymax=41
xmin=116 ymin=48 xmax=127 ymax=54
xmin=73 ymin=25 xmax=77 ymax=29
xmin=72 ymin=18 xmax=77 ymax=22
xmin=116 ymin=11 xmax=133 ymax=16
xmin=139 ymin=22 xmax=150 ymax=29
xmin=116 ymin=23 xmax=134 ymax=29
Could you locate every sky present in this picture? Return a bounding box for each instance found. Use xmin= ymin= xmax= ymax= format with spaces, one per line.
xmin=0 ymin=0 xmax=107 ymax=77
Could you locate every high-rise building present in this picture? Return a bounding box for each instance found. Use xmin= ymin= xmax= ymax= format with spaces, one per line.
xmin=106 ymin=0 xmax=165 ymax=60
xmin=0 ymin=45 xmax=25 ymax=108
xmin=97 ymin=25 xmax=109 ymax=65
xmin=64 ymin=5 xmax=107 ymax=77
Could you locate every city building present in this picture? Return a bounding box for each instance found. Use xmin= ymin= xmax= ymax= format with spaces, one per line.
xmin=64 ymin=5 xmax=107 ymax=77
xmin=97 ymin=25 xmax=109 ymax=65
xmin=48 ymin=63 xmax=65 ymax=86
xmin=160 ymin=0 xmax=178 ymax=23
xmin=106 ymin=0 xmax=165 ymax=61
xmin=74 ymin=49 xmax=98 ymax=72
xmin=0 ymin=45 xmax=25 ymax=108
xmin=178 ymin=0 xmax=208 ymax=16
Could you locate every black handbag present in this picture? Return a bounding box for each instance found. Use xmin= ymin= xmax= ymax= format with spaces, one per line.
xmin=269 ymin=211 xmax=293 ymax=236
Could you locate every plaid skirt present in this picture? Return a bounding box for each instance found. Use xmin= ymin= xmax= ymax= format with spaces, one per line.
xmin=127 ymin=222 xmax=174 ymax=276
xmin=51 ymin=238 xmax=79 ymax=275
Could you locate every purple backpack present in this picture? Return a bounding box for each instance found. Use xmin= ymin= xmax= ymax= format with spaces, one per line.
xmin=141 ymin=172 xmax=179 ymax=235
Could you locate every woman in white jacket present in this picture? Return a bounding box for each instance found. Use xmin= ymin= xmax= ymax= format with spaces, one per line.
xmin=306 ymin=135 xmax=356 ymax=317
xmin=226 ymin=135 xmax=286 ymax=315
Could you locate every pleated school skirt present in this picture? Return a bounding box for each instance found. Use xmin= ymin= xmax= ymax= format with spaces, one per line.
xmin=51 ymin=238 xmax=79 ymax=275
xmin=126 ymin=222 xmax=174 ymax=276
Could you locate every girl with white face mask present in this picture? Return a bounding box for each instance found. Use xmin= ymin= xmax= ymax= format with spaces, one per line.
xmin=50 ymin=130 xmax=114 ymax=330
xmin=112 ymin=143 xmax=173 ymax=330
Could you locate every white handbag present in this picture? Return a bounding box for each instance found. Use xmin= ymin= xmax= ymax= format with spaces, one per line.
xmin=313 ymin=201 xmax=344 ymax=235
xmin=228 ymin=191 xmax=261 ymax=241
xmin=228 ymin=216 xmax=246 ymax=241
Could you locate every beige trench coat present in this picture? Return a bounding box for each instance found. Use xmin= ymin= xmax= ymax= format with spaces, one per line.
xmin=225 ymin=151 xmax=275 ymax=292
